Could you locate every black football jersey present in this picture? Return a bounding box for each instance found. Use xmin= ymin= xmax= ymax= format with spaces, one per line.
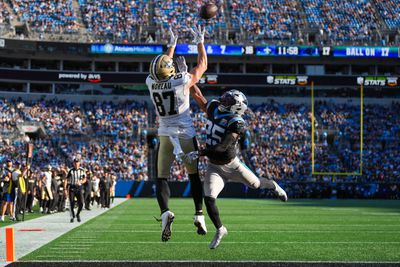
xmin=205 ymin=100 xmax=246 ymax=163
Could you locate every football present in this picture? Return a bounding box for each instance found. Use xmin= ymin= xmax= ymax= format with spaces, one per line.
xmin=199 ymin=3 xmax=218 ymax=20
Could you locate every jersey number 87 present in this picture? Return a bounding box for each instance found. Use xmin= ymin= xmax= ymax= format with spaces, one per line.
xmin=152 ymin=91 xmax=178 ymax=116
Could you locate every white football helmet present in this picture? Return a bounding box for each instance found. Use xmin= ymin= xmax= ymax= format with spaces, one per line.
xmin=219 ymin=90 xmax=248 ymax=116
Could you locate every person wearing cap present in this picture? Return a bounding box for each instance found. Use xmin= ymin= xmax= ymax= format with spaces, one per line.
xmin=65 ymin=158 xmax=86 ymax=222
xmin=1 ymin=159 xmax=13 ymax=222
xmin=41 ymin=165 xmax=54 ymax=214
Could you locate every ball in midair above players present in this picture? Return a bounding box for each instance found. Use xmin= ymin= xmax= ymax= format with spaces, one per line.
xmin=199 ymin=3 xmax=218 ymax=20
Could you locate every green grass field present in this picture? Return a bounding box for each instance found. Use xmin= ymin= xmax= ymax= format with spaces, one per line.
xmin=23 ymin=199 xmax=400 ymax=262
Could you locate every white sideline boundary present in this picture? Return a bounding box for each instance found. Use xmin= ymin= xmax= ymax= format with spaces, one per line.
xmin=0 ymin=198 xmax=127 ymax=266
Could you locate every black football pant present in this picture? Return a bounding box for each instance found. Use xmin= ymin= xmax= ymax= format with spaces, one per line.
xmin=100 ymin=188 xmax=110 ymax=208
xmin=84 ymin=188 xmax=91 ymax=209
xmin=26 ymin=191 xmax=34 ymax=212
xmin=69 ymin=186 xmax=84 ymax=218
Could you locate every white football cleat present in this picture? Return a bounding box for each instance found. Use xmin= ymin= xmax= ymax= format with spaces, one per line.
xmin=209 ymin=225 xmax=228 ymax=249
xmin=273 ymin=181 xmax=288 ymax=202
xmin=161 ymin=210 xmax=175 ymax=242
xmin=194 ymin=215 xmax=207 ymax=235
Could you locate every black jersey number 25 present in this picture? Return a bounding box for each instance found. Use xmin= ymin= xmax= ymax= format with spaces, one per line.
xmin=152 ymin=91 xmax=178 ymax=116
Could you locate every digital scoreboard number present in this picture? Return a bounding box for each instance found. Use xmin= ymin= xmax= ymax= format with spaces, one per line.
xmin=175 ymin=44 xmax=243 ymax=56
xmin=255 ymin=46 xmax=320 ymax=56
xmin=333 ymin=46 xmax=400 ymax=58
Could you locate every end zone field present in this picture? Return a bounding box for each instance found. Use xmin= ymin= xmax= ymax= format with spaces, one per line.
xmin=18 ymin=199 xmax=400 ymax=265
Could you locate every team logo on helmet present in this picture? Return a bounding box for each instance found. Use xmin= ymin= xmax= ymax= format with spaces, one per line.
xmin=219 ymin=90 xmax=248 ymax=116
xmin=150 ymin=54 xmax=176 ymax=82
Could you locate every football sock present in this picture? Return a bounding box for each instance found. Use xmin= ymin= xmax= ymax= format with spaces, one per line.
xmin=189 ymin=173 xmax=203 ymax=214
xmin=259 ymin=177 xmax=277 ymax=190
xmin=204 ymin=196 xmax=222 ymax=229
xmin=156 ymin=178 xmax=170 ymax=214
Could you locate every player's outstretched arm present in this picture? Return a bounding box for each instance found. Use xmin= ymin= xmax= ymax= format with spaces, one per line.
xmin=165 ymin=28 xmax=177 ymax=58
xmin=190 ymin=85 xmax=207 ymax=113
xmin=188 ymin=25 xmax=207 ymax=88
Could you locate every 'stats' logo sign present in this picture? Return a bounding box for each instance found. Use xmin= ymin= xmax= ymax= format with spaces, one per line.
xmin=267 ymin=75 xmax=308 ymax=85
xmin=58 ymin=73 xmax=102 ymax=83
xmin=357 ymin=76 xmax=398 ymax=87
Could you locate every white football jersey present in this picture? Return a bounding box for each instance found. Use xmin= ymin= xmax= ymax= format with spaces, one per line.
xmin=146 ymin=72 xmax=195 ymax=138
xmin=43 ymin=171 xmax=52 ymax=188
xmin=92 ymin=178 xmax=100 ymax=192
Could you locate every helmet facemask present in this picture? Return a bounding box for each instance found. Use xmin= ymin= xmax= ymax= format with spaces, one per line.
xmin=219 ymin=90 xmax=248 ymax=116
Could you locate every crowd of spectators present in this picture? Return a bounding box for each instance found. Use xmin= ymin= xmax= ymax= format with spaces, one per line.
xmin=229 ymin=0 xmax=301 ymax=42
xmin=375 ymin=0 xmax=400 ymax=30
xmin=21 ymin=99 xmax=88 ymax=135
xmin=153 ymin=0 xmax=226 ymax=43
xmin=1 ymin=0 xmax=399 ymax=44
xmin=9 ymin=0 xmax=79 ymax=34
xmin=59 ymin=139 xmax=148 ymax=181
xmin=0 ymin=98 xmax=24 ymax=136
xmin=0 ymin=1 xmax=12 ymax=25
xmin=84 ymin=100 xmax=148 ymax=138
xmin=301 ymin=0 xmax=380 ymax=43
xmin=79 ymin=0 xmax=149 ymax=42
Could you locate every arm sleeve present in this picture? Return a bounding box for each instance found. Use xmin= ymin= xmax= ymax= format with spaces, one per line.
xmin=199 ymin=131 xmax=239 ymax=157
xmin=206 ymin=100 xmax=219 ymax=118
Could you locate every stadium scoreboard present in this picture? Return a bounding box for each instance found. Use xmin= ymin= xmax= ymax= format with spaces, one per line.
xmin=89 ymin=43 xmax=400 ymax=59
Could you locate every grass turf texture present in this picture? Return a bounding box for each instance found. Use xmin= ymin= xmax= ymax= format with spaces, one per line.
xmin=22 ymin=199 xmax=400 ymax=262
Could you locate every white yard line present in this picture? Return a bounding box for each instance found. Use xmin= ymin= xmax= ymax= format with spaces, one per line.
xmin=0 ymin=198 xmax=126 ymax=266
xmin=74 ymin=229 xmax=400 ymax=233
xmin=57 ymin=241 xmax=400 ymax=245
xmin=20 ymin=260 xmax=400 ymax=264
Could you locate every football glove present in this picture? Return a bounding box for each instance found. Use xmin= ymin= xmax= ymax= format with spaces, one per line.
xmin=176 ymin=56 xmax=188 ymax=73
xmin=167 ymin=28 xmax=178 ymax=48
xmin=190 ymin=25 xmax=205 ymax=44
xmin=182 ymin=151 xmax=199 ymax=164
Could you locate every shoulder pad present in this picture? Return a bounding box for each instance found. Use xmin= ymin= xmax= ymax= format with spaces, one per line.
xmin=145 ymin=75 xmax=154 ymax=87
xmin=227 ymin=117 xmax=246 ymax=134
xmin=172 ymin=72 xmax=191 ymax=85
xmin=206 ymin=100 xmax=219 ymax=111
xmin=206 ymin=100 xmax=219 ymax=118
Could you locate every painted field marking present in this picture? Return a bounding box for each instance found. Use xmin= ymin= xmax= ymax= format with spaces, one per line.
xmin=75 ymin=230 xmax=400 ymax=233
xmin=58 ymin=241 xmax=400 ymax=245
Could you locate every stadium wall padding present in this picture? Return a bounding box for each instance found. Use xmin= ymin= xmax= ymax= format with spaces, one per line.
xmin=115 ymin=180 xmax=135 ymax=197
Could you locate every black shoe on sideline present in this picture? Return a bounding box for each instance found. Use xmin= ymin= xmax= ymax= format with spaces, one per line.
xmin=77 ymin=215 xmax=81 ymax=222
xmin=70 ymin=218 xmax=74 ymax=223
